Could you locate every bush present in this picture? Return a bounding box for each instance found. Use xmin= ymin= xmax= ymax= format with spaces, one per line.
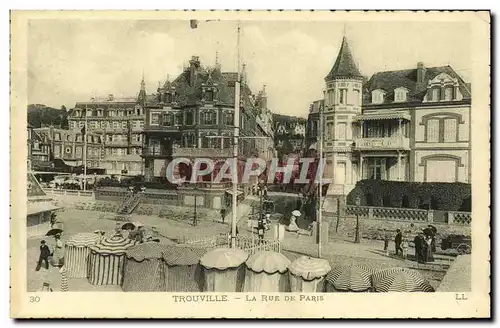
xmin=346 ymin=180 xmax=471 ymax=211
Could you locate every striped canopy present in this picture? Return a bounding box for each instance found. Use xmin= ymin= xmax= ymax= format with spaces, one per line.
xmin=372 ymin=267 xmax=435 ymax=293
xmin=89 ymin=235 xmax=138 ymax=255
xmin=162 ymin=245 xmax=207 ymax=266
xmin=200 ymin=248 xmax=249 ymax=270
xmin=126 ymin=243 xmax=172 ymax=261
xmin=326 ymin=264 xmax=375 ymax=292
xmin=289 ymin=256 xmax=331 ymax=281
xmin=65 ymin=233 xmax=101 ymax=248
xmin=245 ymin=251 xmax=291 ymax=274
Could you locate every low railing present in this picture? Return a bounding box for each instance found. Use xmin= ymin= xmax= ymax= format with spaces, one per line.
xmin=447 ymin=211 xmax=472 ymax=225
xmin=43 ymin=189 xmax=95 ymax=198
xmin=353 ymin=137 xmax=410 ymax=150
xmin=345 ymin=205 xmax=471 ymax=226
xmin=182 ymin=233 xmax=281 ymax=254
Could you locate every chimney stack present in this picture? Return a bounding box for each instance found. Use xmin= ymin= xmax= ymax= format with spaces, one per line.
xmin=417 ymin=62 xmax=427 ymax=89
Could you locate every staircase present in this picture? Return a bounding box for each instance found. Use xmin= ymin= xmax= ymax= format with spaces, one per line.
xmin=117 ymin=193 xmax=142 ymax=215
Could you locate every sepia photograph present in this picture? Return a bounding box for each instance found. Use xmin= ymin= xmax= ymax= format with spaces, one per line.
xmin=10 ymin=10 xmax=490 ymax=318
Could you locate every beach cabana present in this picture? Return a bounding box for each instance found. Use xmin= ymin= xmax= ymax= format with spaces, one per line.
xmin=122 ymin=243 xmax=171 ymax=292
xmin=244 ymin=251 xmax=291 ymax=292
xmin=163 ymin=245 xmax=207 ymax=292
xmin=65 ymin=233 xmax=101 ymax=278
xmin=88 ymin=235 xmax=137 ymax=285
xmin=289 ymin=256 xmax=331 ymax=292
xmin=200 ymin=248 xmax=248 ymax=292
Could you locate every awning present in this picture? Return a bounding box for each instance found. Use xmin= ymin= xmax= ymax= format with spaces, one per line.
xmin=354 ymin=112 xmax=411 ymax=121
xmin=225 ymin=189 xmax=244 ymax=196
xmin=27 ymin=201 xmax=61 ymax=216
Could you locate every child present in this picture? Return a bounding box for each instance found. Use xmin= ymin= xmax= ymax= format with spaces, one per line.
xmin=402 ymin=237 xmax=409 ymax=259
xmin=383 ymin=229 xmax=390 ymax=256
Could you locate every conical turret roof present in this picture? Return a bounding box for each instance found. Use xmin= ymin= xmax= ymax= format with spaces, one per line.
xmin=325 ymin=36 xmax=363 ymax=80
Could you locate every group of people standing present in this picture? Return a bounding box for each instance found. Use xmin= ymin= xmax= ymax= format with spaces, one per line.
xmin=383 ymin=224 xmax=437 ymax=264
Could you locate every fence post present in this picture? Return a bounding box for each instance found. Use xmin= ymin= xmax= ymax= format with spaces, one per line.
xmin=427 ymin=210 xmax=434 ymax=223
xmin=447 ymin=211 xmax=454 ymax=225
xmin=368 ymin=207 xmax=373 ymax=220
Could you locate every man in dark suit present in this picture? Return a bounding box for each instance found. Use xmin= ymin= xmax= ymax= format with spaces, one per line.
xmin=413 ymin=232 xmax=425 ymax=263
xmin=36 ymin=240 xmax=51 ymax=271
xmin=395 ymin=229 xmax=403 ymax=257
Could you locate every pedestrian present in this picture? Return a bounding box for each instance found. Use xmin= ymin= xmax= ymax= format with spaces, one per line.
xmin=50 ymin=213 xmax=57 ymax=228
xmin=383 ymin=229 xmax=390 ymax=256
xmin=52 ymin=234 xmax=64 ymax=268
xmin=414 ymin=232 xmax=425 ymax=263
xmin=220 ymin=208 xmax=226 ymax=224
xmin=395 ymin=229 xmax=403 ymax=257
xmin=425 ymin=235 xmax=434 ymax=262
xmin=401 ymin=237 xmax=409 ymax=260
xmin=35 ymin=240 xmax=51 ymax=271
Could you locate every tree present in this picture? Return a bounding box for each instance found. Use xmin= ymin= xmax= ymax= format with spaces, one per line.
xmin=27 ymin=104 xmax=69 ymax=129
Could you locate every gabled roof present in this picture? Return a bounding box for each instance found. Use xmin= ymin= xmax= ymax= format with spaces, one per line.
xmin=362 ymin=65 xmax=471 ymax=105
xmin=325 ymin=37 xmax=363 ymax=80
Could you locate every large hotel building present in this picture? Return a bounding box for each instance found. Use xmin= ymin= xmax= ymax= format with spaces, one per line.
xmin=306 ymin=37 xmax=471 ymax=199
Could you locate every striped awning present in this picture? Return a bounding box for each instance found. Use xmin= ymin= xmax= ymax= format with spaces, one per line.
xmin=245 ymin=251 xmax=291 ymax=274
xmin=27 ymin=201 xmax=61 ymax=216
xmin=200 ymin=247 xmax=249 ymax=270
xmin=354 ymin=112 xmax=411 ymax=121
xmin=89 ymin=235 xmax=138 ymax=255
xmin=289 ymin=256 xmax=331 ymax=281
xmin=65 ymin=232 xmax=101 ymax=247
xmin=325 ymin=264 xmax=375 ymax=292
xmin=372 ymin=267 xmax=435 ymax=292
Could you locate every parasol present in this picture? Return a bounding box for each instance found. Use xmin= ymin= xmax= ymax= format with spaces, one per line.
xmin=245 ymin=251 xmax=291 ymax=274
xmin=291 ymin=210 xmax=301 ymax=217
xmin=89 ymin=235 xmax=138 ymax=255
xmin=121 ymin=222 xmax=144 ymax=231
xmin=46 ymin=228 xmax=63 ymax=237
xmin=372 ymin=267 xmax=435 ymax=292
xmin=289 ymin=256 xmax=331 ymax=281
xmin=325 ymin=264 xmax=375 ymax=292
xmin=200 ymin=248 xmax=249 ymax=270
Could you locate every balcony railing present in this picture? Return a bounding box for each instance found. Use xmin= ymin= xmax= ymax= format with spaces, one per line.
xmin=353 ymin=137 xmax=410 ymax=150
xmin=105 ymin=140 xmax=129 ymax=147
xmin=172 ymin=147 xmax=233 ymax=158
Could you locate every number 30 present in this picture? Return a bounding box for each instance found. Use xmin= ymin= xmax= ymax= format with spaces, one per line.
xmin=30 ymin=296 xmax=40 ymax=303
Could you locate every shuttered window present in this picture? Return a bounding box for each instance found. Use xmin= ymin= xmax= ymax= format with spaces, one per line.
xmin=426 ymin=119 xmax=440 ymax=142
xmin=443 ymin=118 xmax=457 ymax=142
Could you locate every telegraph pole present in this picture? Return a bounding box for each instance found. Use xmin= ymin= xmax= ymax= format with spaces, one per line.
xmin=317 ymin=96 xmax=324 ymax=258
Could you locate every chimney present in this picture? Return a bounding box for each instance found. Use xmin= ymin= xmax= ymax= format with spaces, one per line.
xmin=189 ymin=56 xmax=200 ymax=86
xmin=417 ymin=62 xmax=426 ymax=89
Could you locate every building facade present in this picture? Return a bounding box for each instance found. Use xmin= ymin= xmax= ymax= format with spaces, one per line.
xmin=67 ymin=80 xmax=149 ymax=175
xmin=307 ymin=36 xmax=471 ymax=198
xmin=140 ymin=56 xmax=274 ymax=208
xmin=33 ymin=127 xmax=103 ymax=168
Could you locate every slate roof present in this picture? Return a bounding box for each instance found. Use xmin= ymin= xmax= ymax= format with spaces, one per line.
xmin=362 ymin=65 xmax=472 ymax=105
xmin=325 ymin=37 xmax=363 ymax=80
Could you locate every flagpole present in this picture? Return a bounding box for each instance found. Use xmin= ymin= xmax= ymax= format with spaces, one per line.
xmin=318 ymin=97 xmax=324 ymax=258
xmin=83 ymin=104 xmax=88 ymax=191
xmin=231 ymin=21 xmax=241 ymax=249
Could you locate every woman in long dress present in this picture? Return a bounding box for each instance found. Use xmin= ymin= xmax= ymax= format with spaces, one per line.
xmin=286 ymin=211 xmax=300 ymax=232
xmin=51 ymin=234 xmax=64 ymax=267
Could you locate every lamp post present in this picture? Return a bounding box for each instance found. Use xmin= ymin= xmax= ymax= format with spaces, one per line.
xmin=354 ymin=196 xmax=361 ymax=243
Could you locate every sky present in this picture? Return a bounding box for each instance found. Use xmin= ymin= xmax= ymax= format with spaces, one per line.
xmin=28 ymin=19 xmax=471 ymax=118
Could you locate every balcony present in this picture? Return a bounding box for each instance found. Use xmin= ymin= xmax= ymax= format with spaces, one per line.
xmin=105 ymin=140 xmax=129 ymax=147
xmin=353 ymin=137 xmax=410 ymax=151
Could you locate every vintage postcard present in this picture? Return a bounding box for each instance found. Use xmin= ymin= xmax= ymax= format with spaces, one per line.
xmin=10 ymin=10 xmax=490 ymax=318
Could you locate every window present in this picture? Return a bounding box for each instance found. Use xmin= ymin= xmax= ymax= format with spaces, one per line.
xmin=202 ymin=111 xmax=217 ymax=125
xmin=175 ymin=113 xmax=183 ymax=125
xmin=185 ymin=112 xmax=194 ymax=125
xmin=444 ymin=87 xmax=454 ymax=101
xmin=205 ymin=90 xmax=214 ymax=102
xmin=113 ymin=121 xmax=120 ymax=129
xmin=122 ymin=121 xmax=127 ymax=129
xmin=326 ymin=122 xmax=333 ymax=140
xmin=55 ymin=133 xmax=61 ymax=141
xmin=327 ymin=89 xmax=334 ymax=106
xmin=54 ymin=145 xmax=61 ymax=156
xmin=352 ymin=90 xmax=360 ymax=106
xmin=339 ymin=89 xmax=347 ymax=105
xmin=394 ymin=89 xmax=407 ymax=102
xmin=76 ymin=147 xmax=82 ymax=157
xmin=367 ymin=158 xmax=386 ymax=180
xmin=162 ymin=114 xmax=174 ymax=126
xmin=108 ymin=111 xmax=115 ymax=117
xmin=443 ymin=118 xmax=457 ymax=142
xmin=165 ymin=93 xmax=172 ymax=103
xmin=225 ymin=112 xmax=234 ymax=125
xmin=150 ymin=113 xmax=160 ymax=125
xmin=337 ymin=123 xmax=347 ymax=140
xmin=106 ymin=135 xmax=112 ymax=142
xmin=426 ymin=119 xmax=440 ymax=142
xmin=432 ymin=88 xmax=440 ymax=101
xmin=371 ymin=90 xmax=385 ymax=104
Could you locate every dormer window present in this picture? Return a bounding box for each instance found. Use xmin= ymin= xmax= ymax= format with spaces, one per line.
xmin=444 ymin=87 xmax=454 ymax=101
xmin=205 ymin=90 xmax=214 ymax=102
xmin=371 ymin=89 xmax=386 ymax=104
xmin=394 ymin=87 xmax=408 ymax=102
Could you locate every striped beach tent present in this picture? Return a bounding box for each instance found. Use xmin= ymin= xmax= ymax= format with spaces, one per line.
xmin=122 ymin=243 xmax=172 ymax=292
xmin=289 ymin=256 xmax=331 ymax=292
xmin=59 ymin=266 xmax=69 ymax=292
xmin=88 ymin=235 xmax=137 ymax=286
xmin=372 ymin=267 xmax=435 ymax=293
xmin=244 ymin=251 xmax=291 ymax=292
xmin=163 ymin=245 xmax=207 ymax=292
xmin=200 ymin=248 xmax=249 ymax=292
xmin=65 ymin=233 xmax=101 ymax=278
xmin=325 ymin=264 xmax=375 ymax=292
